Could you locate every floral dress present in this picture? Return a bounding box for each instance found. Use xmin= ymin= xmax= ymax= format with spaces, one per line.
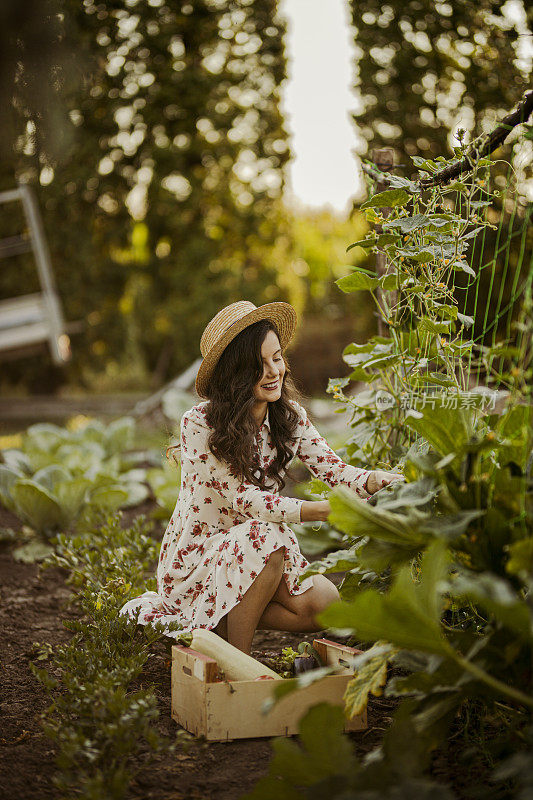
xmin=118 ymin=399 xmax=371 ymax=637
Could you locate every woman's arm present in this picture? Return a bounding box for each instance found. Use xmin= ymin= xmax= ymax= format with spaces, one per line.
xmin=180 ymin=412 xmax=304 ymax=524
xmin=300 ymin=499 xmax=331 ymax=522
xmin=293 ymin=402 xmax=372 ymax=499
xmin=294 ymin=404 xmax=405 ymax=501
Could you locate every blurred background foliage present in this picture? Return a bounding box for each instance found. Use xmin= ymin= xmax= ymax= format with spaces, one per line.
xmin=0 ymin=0 xmax=530 ymax=396
xmin=349 ymin=0 xmax=532 ymax=348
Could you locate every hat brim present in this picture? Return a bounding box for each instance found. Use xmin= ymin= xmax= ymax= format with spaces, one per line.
xmin=195 ymin=302 xmax=297 ymax=398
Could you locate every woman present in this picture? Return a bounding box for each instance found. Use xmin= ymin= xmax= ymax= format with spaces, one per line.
xmin=119 ymin=300 xmax=404 ymax=654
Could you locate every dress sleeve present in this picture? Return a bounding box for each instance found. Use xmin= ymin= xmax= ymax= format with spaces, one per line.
xmin=180 ymin=412 xmax=304 ymax=525
xmin=294 ymin=403 xmax=372 ymax=500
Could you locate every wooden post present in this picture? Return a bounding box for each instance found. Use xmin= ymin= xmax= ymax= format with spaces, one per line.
xmin=371 ymin=148 xmax=397 ymax=337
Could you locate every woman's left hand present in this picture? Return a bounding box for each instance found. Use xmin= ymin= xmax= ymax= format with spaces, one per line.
xmin=365 ymin=469 xmax=405 ymax=495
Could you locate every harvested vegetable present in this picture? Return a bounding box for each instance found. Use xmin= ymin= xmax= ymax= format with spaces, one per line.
xmin=190 ymin=629 xmax=281 ymax=681
xmin=294 ymin=654 xmax=320 ymax=674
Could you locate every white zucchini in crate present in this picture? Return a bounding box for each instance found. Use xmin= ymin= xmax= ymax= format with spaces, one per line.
xmin=190 ymin=629 xmax=281 ymax=681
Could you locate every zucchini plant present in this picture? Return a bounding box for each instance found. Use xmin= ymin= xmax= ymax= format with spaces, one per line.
xmin=327 ymin=138 xmax=522 ymax=471
xmin=248 ymin=140 xmax=532 ymax=798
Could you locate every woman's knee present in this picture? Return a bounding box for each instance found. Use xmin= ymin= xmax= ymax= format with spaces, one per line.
xmin=304 ymin=575 xmax=340 ymax=617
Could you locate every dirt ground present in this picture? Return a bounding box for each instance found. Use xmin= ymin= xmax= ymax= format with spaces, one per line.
xmin=0 ymin=502 xmax=401 ymax=800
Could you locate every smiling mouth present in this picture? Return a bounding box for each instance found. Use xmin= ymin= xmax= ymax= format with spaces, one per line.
xmin=262 ymin=380 xmax=279 ymax=389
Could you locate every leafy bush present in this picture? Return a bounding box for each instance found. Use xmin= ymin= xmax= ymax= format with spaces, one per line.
xmin=30 ymin=510 xmax=189 ymax=799
xmin=249 ymin=142 xmax=532 ymax=798
xmin=328 ymin=137 xmax=529 ymax=470
xmin=0 ymin=414 xmax=181 ymax=557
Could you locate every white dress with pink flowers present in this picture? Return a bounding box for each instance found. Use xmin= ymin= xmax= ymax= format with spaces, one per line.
xmin=118 ymin=399 xmax=371 ymax=636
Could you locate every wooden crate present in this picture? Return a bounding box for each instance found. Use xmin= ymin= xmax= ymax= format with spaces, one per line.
xmin=171 ymin=638 xmax=367 ymax=741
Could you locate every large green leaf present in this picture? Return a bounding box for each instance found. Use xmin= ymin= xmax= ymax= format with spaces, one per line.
xmin=342 ymin=341 xmax=376 ymax=356
xmin=120 ymin=467 xmax=148 ymax=483
xmin=361 ymin=188 xmax=410 ymax=208
xmin=0 ymin=464 xmax=24 ymax=511
xmin=88 ymin=485 xmax=130 ymax=512
xmin=343 ymin=642 xmax=398 ymax=718
xmin=245 ymin=703 xmax=358 ymax=799
xmin=457 ymin=312 xmax=474 ymax=328
xmin=418 ymin=318 xmax=453 ymax=335
xmin=10 ymin=479 xmax=65 ymax=534
xmin=418 ymin=510 xmax=484 ymax=541
xmin=338 ymin=569 xmax=381 ymax=600
xmin=318 ymin=540 xmax=451 ymax=656
xmin=25 ymin=422 xmax=69 ymax=451
xmin=367 ymin=475 xmax=437 ymax=512
xmin=1 ymin=448 xmax=32 ymax=474
xmin=357 ymin=538 xmax=418 ymax=572
xmin=496 ymin=405 xmax=533 ymax=470
xmin=380 ymin=273 xmax=398 ymax=290
xmin=104 ymin=416 xmax=136 ymax=456
xmin=379 ymin=695 xmax=461 ymax=782
xmin=55 ymin=442 xmax=107 ymax=473
xmin=120 ymin=482 xmax=151 ymax=508
xmin=506 ymin=539 xmax=533 ymax=578
xmin=386 ymin=668 xmax=465 ymax=699
xmin=294 ymin=526 xmax=342 ymax=558
xmin=32 ymin=464 xmax=72 ymax=491
xmin=12 ymin=539 xmax=55 ymax=563
xmin=55 ymin=477 xmax=93 ymax=522
xmin=161 ymin=388 xmax=196 ymax=422
xmin=329 ymin=486 xmax=430 ymax=549
xmin=71 ymin=418 xmax=106 ymax=446
xmin=386 ymin=213 xmax=452 ymax=233
xmin=300 ymin=544 xmax=363 ymax=580
xmin=404 ymin=405 xmax=473 ymax=457
xmin=346 ymin=236 xmax=378 ymax=251
xmin=412 ymin=373 xmax=457 ymax=389
xmin=359 ymin=353 xmax=401 ymax=371
xmin=146 ymin=463 xmax=181 ymax=517
xmin=377 ymin=232 xmax=401 ymax=246
xmin=335 ymin=272 xmax=380 ymax=292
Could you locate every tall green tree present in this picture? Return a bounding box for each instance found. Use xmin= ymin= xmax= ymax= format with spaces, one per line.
xmin=1 ymin=0 xmax=291 ymax=390
xmin=349 ymin=0 xmax=531 ymax=162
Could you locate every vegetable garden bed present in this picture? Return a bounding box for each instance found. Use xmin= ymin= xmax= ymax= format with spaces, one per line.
xmin=0 ymin=502 xmax=392 ymax=800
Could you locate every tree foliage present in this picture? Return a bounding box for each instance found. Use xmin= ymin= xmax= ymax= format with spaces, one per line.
xmin=349 ymin=0 xmax=531 ymax=161
xmin=0 ymin=0 xmax=292 ymax=389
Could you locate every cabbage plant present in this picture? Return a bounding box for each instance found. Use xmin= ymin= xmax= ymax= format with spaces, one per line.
xmin=0 ymin=415 xmax=156 ymax=539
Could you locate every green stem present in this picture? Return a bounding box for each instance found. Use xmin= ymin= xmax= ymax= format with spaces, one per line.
xmin=447 ymin=646 xmax=533 ymax=710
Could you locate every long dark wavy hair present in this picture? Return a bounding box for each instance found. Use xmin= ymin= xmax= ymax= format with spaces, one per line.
xmin=188 ymin=319 xmax=308 ymax=492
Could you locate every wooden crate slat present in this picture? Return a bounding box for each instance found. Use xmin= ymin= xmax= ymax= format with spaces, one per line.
xmin=172 ymin=644 xmax=220 ymax=682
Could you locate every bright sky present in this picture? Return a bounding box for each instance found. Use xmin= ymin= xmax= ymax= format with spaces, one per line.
xmin=280 ymin=0 xmax=532 ymax=213
xmin=280 ymin=0 xmax=365 ymax=214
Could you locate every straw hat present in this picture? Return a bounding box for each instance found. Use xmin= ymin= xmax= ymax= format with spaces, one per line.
xmin=195 ymin=300 xmax=298 ymax=398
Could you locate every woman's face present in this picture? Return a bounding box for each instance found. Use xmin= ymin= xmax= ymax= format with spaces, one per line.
xmin=252 ymin=330 xmax=286 ymax=403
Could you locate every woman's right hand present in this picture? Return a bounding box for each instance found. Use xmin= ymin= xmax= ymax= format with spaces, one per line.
xmin=300 ymin=499 xmax=331 ymax=523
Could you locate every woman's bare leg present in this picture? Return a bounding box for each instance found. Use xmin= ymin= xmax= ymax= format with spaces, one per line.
xmin=256 ymin=600 xmax=319 ymax=632
xmin=224 ymin=547 xmax=285 ymax=654
xmin=257 ymin=573 xmax=340 ymax=632
xmin=215 ymin=597 xmax=316 ymax=639
xmin=213 ymin=615 xmax=228 ymax=640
